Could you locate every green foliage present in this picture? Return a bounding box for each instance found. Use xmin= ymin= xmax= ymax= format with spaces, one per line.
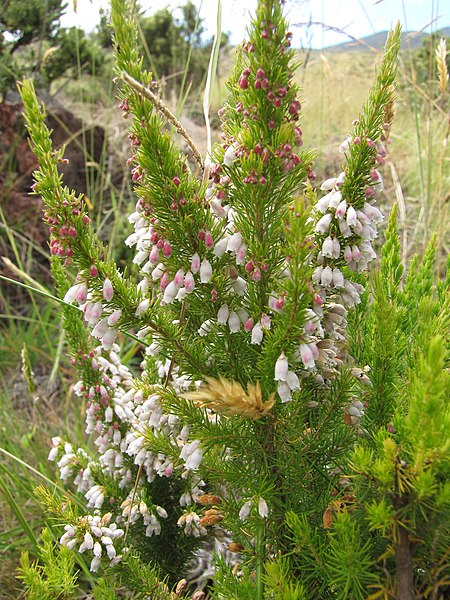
xmin=17 ymin=528 xmax=79 ymax=599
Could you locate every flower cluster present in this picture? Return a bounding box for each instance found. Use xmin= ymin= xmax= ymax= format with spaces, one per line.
xmin=59 ymin=512 xmax=126 ymax=572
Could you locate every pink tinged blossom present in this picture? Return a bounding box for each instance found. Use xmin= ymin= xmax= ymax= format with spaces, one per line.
xmin=151 ymin=264 xmax=165 ymax=281
xmin=317 ymin=192 xmax=332 ymax=213
xmin=103 ymin=278 xmax=114 ymax=301
xmin=252 ymin=267 xmax=262 ymax=281
xmin=232 ymin=277 xmax=246 ymax=296
xmin=217 ymin=304 xmax=230 ymax=324
xmin=228 ymin=311 xmax=240 ymax=333
xmin=335 ymin=199 xmax=347 ymax=218
xmin=363 ymin=202 xmax=383 ymax=223
xmin=174 ymin=269 xmax=185 ymax=287
xmin=321 ymin=266 xmax=333 ymax=287
xmin=75 ymin=282 xmax=88 ymax=304
xmin=352 ymin=219 xmax=363 ymax=235
xmin=346 ymin=205 xmax=357 ymax=226
xmin=299 ymin=343 xmax=315 ymax=369
xmin=134 ymin=248 xmax=150 ymax=265
xmin=336 ymin=172 xmax=346 ymax=187
xmin=227 ymin=232 xmax=243 ymax=253
xmin=236 ymin=245 xmax=247 ymax=265
xmin=277 ymin=380 xmax=291 ymax=402
xmin=244 ymin=317 xmax=254 ymax=331
xmin=90 ymin=556 xmax=101 ymax=572
xmin=344 ymin=245 xmax=353 ymax=262
xmin=332 ymin=237 xmax=341 ymax=258
xmin=322 ymin=236 xmax=334 ymax=257
xmin=191 ymin=253 xmax=201 ymax=274
xmin=328 ymin=191 xmax=342 ymax=209
xmin=160 ymin=272 xmax=170 ymax=290
xmin=93 ymin=541 xmax=102 ymax=557
xmin=286 ymin=370 xmax=300 ymax=390
xmin=135 ymin=298 xmax=150 ymax=316
xmin=92 ymin=318 xmax=109 ymax=339
xmin=251 ymin=323 xmax=264 ymax=344
xmin=320 ymin=177 xmax=337 ymax=191
xmin=210 ymin=198 xmax=226 ymax=217
xmin=239 ymin=500 xmax=253 ymax=521
xmin=149 ymin=246 xmax=160 ymax=264
xmin=275 ymin=353 xmax=289 ymax=381
xmin=351 ymin=245 xmax=361 ymax=261
xmin=315 ymin=213 xmax=333 ymax=234
xmin=213 ymin=238 xmax=228 ymax=257
xmin=101 ymin=327 xmax=117 ymax=350
xmin=200 ymin=259 xmax=212 ymax=283
xmin=163 ymin=281 xmax=178 ymax=304
xmin=163 ymin=241 xmax=172 ymax=258
xmin=332 ymin=268 xmax=345 ymax=288
xmin=205 ymin=231 xmax=214 ymax=249
xmin=260 ymin=314 xmax=271 ymax=329
xmin=309 ymin=342 xmax=319 ymax=360
xmin=64 ymin=284 xmax=80 ymax=304
xmin=88 ymin=302 xmax=103 ymax=325
xmin=224 ymin=144 xmax=238 ymax=166
xmin=84 ymin=531 xmax=94 ymax=549
xmin=312 ymin=266 xmax=323 ymax=283
xmin=185 ymin=447 xmax=203 ymax=470
xmin=258 ymin=497 xmax=269 ymax=518
xmin=338 ymin=218 xmax=352 ymax=238
xmin=339 ymin=137 xmax=351 ymax=153
xmin=184 ymin=271 xmax=195 ymax=293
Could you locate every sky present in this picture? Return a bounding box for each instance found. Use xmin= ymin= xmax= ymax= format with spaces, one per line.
xmin=60 ymin=0 xmax=449 ymax=49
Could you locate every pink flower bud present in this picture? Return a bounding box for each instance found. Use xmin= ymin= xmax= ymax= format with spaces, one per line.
xmin=238 ymin=76 xmax=248 ymax=89
xmin=191 ymin=253 xmax=201 ymax=274
xmin=299 ymin=343 xmax=315 ymax=369
xmin=149 ymin=246 xmax=160 ymax=264
xmin=205 ymin=231 xmax=214 ymax=249
xmin=184 ymin=271 xmax=195 ymax=293
xmin=244 ymin=317 xmax=254 ymax=331
xmin=252 ymin=267 xmax=262 ymax=281
xmin=75 ymin=282 xmax=88 ymax=304
xmin=103 ymin=278 xmax=114 ymax=301
xmin=163 ymin=241 xmax=172 ymax=258
xmin=174 ymin=269 xmax=184 ymax=287
xmin=160 ymin=272 xmax=169 ymax=290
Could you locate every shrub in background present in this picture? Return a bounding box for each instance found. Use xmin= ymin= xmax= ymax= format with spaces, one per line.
xmin=17 ymin=0 xmax=449 ymax=598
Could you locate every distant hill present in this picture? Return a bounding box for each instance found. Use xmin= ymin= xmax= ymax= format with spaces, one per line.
xmin=324 ymin=27 xmax=450 ymax=53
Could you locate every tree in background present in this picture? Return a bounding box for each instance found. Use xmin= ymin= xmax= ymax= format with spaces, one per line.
xmin=140 ymin=1 xmax=228 ymax=98
xmin=0 ymin=0 xmax=106 ymax=98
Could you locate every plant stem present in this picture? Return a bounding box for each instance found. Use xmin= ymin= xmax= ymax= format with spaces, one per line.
xmin=395 ymin=522 xmax=415 ymax=600
xmin=255 ymin=524 xmax=264 ymax=599
xmin=120 ymin=71 xmax=204 ymax=172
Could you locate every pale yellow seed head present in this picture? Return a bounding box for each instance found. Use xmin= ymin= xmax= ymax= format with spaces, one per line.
xmin=435 ymin=38 xmax=449 ymax=94
xmin=183 ymin=376 xmax=274 ymax=420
